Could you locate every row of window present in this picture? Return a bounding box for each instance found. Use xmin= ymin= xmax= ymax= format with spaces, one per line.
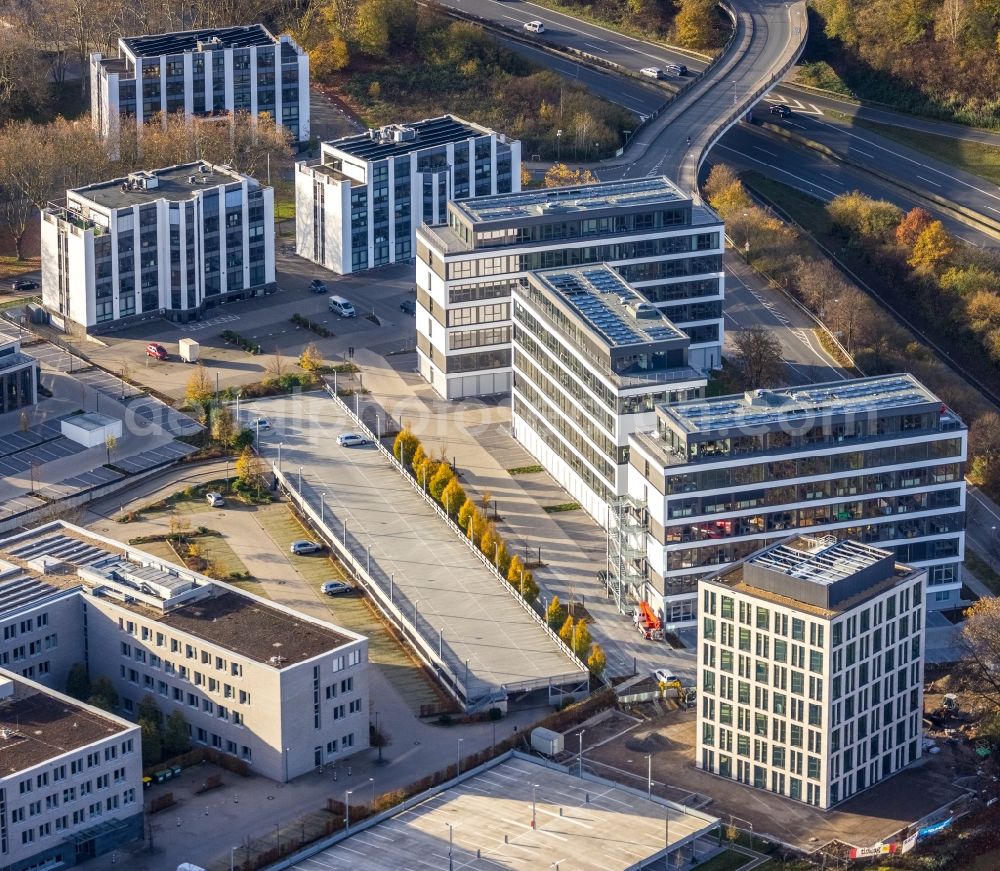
xmin=18 ymin=790 xmax=136 ymax=845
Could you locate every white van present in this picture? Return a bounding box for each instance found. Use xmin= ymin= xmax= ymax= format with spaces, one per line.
xmin=328 ymin=295 xmax=356 ymax=317
xmin=524 ymin=20 xmax=545 ymax=33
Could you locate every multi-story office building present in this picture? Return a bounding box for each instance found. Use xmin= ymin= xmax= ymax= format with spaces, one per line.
xmin=0 ymin=671 xmax=144 ymax=870
xmin=90 ymin=25 xmax=309 ymax=151
xmin=0 ymin=521 xmax=368 ymax=782
xmin=511 ymin=265 xmax=706 ymax=526
xmin=696 ymin=535 xmax=926 ymax=809
xmin=621 ymin=375 xmax=965 ymax=624
xmin=0 ymin=330 xmax=39 ymax=413
xmin=416 ymin=177 xmax=725 ymax=400
xmin=41 ymin=162 xmax=274 ymax=330
xmin=296 ymin=116 xmax=520 ymax=274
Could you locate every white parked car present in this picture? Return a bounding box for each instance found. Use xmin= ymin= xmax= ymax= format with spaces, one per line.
xmin=251 ymin=416 xmax=271 ymax=430
xmin=337 ymin=433 xmax=369 ymax=447
xmin=524 ymin=20 xmax=545 ymax=33
xmin=290 ymin=540 xmax=322 ymax=555
xmin=206 ymin=492 xmax=225 ymax=508
xmin=652 ymin=669 xmax=679 ymax=685
xmin=640 ymin=67 xmax=663 ymax=79
xmin=321 ymin=581 xmax=352 ymax=596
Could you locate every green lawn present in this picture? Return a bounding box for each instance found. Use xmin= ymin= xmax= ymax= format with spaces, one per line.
xmin=850 ymin=117 xmax=1000 ymax=187
xmin=965 ymin=548 xmax=1000 ymax=596
xmin=693 ymin=850 xmax=753 ymax=871
xmin=0 ymin=256 xmax=40 ymax=280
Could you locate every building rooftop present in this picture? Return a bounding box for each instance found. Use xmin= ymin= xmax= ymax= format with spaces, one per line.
xmin=64 ymin=412 xmax=118 ymax=433
xmin=708 ymin=535 xmax=920 ymax=614
xmin=285 ymin=754 xmax=719 ymax=871
xmin=121 ymin=25 xmax=277 ymax=58
xmin=454 ymin=176 xmax=688 ymax=224
xmin=659 ymin=374 xmax=948 ymax=436
xmin=323 ymin=116 xmax=492 ymax=162
xmin=0 ymin=675 xmax=132 ymax=776
xmin=69 ymin=162 xmax=250 ymax=211
xmin=530 ymin=265 xmax=688 ymax=348
xmin=0 ymin=524 xmax=357 ymax=668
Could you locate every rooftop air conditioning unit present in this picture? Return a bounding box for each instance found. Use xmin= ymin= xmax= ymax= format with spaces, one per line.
xmin=199 ymin=165 xmax=210 ymax=173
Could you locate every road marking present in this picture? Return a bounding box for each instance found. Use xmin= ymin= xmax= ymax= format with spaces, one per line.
xmin=716 ymin=144 xmax=840 ymax=198
xmin=751 ymin=145 xmax=777 ymax=156
xmin=786 ymin=121 xmax=807 ymax=129
xmin=501 ymin=14 xmax=522 ymax=22
xmin=916 ymin=175 xmax=942 ymax=188
xmin=990 ymin=206 xmax=1000 ymax=214
xmin=820 ymin=173 xmax=839 ymax=184
xmin=853 ymin=148 xmax=874 ymax=158
xmin=583 ymin=41 xmax=608 ymax=53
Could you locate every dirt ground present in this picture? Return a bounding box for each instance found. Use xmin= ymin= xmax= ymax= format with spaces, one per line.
xmin=582 ymin=704 xmax=980 ymax=853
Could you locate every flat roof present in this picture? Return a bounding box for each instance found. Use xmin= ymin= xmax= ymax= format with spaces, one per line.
xmin=287 ymin=754 xmax=718 ymax=871
xmin=454 ymin=176 xmax=688 ymax=224
xmin=659 ymin=374 xmax=945 ymax=436
xmin=0 ymin=525 xmax=356 ymax=668
xmin=64 ymin=412 xmax=118 ymax=432
xmin=325 ymin=116 xmax=491 ymax=162
xmin=121 ymin=25 xmax=277 ymax=58
xmin=71 ymin=162 xmax=248 ymax=211
xmin=529 ymin=265 xmax=687 ymax=348
xmin=0 ymin=676 xmax=131 ymax=776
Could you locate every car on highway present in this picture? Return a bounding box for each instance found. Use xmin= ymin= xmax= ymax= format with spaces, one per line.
xmin=337 ymin=433 xmax=369 ymax=447
xmin=290 ymin=540 xmax=322 ymax=555
xmin=309 ymin=279 xmax=327 ymax=294
xmin=145 ymin=343 xmax=169 ymax=361
xmin=400 ymin=299 xmax=416 ymax=315
xmin=321 ymin=580 xmax=352 ymax=596
xmin=769 ymin=104 xmax=792 ymax=117
xmin=10 ymin=278 xmax=39 ymax=291
xmin=206 ymin=492 xmax=225 ymax=508
xmin=665 ymin=63 xmax=688 ymax=76
xmin=251 ymin=416 xmax=271 ymax=430
xmin=523 ymin=20 xmax=545 ymax=33
xmin=640 ymin=67 xmax=663 ymax=80
xmin=652 ymin=669 xmax=679 ymax=685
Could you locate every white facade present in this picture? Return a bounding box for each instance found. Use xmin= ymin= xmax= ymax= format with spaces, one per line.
xmin=511 ymin=266 xmax=706 ymax=527
xmin=696 ymin=537 xmax=926 ymax=810
xmin=416 ymin=177 xmax=725 ymax=401
xmin=296 ymin=116 xmax=520 ymax=275
xmin=0 ymin=522 xmax=369 ymax=784
xmin=41 ymin=162 xmax=275 ymax=330
xmin=0 ymin=672 xmax=144 ymax=870
xmin=622 ymin=375 xmax=966 ymax=625
xmin=91 ymin=25 xmax=309 ymax=153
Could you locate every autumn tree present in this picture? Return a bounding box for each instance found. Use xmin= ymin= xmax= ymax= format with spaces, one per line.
xmin=299 ymin=342 xmax=323 ymax=372
xmin=185 ymin=362 xmax=213 ymax=418
xmin=895 ymin=207 xmax=933 ymax=248
xmin=543 ymin=163 xmax=598 ymax=188
xmin=961 ymin=597 xmax=1000 ymax=731
xmin=703 ymin=165 xmax=753 ymax=218
xmin=211 ymin=403 xmax=236 ymax=446
xmin=730 ymin=326 xmax=785 ymax=389
xmin=674 ymin=0 xmax=723 ymax=49
xmin=827 ymin=192 xmax=902 ymax=244
xmin=235 ymin=445 xmax=264 ymax=488
xmin=392 ymin=425 xmax=419 ymax=466
xmin=440 ymin=477 xmax=466 ymax=516
xmin=968 ymin=411 xmax=1000 ymax=490
xmin=457 ymin=498 xmax=476 ymax=533
xmin=546 ymin=595 xmax=566 ymax=631
xmin=587 ymin=643 xmax=607 ymax=678
xmin=908 ymin=220 xmax=954 ymax=271
xmin=572 ymin=620 xmax=592 ymax=659
xmin=0 ymin=122 xmax=61 ymax=259
xmin=558 ymin=615 xmax=575 ymax=647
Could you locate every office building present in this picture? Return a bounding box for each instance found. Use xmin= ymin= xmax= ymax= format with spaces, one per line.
xmin=0 ymin=521 xmax=368 ymax=783
xmin=0 ymin=330 xmax=39 ymax=413
xmin=41 ymin=162 xmax=274 ymax=330
xmin=417 ymin=177 xmax=725 ymax=400
xmin=0 ymin=671 xmax=144 ymax=870
xmin=296 ymin=115 xmax=520 ymax=274
xmin=511 ymin=265 xmax=706 ymax=526
xmin=90 ymin=24 xmax=309 ymax=151
xmin=619 ymin=375 xmax=965 ymax=624
xmin=696 ymin=535 xmax=926 ymax=809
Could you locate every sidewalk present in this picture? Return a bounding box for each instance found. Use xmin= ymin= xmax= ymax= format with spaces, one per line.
xmin=349 ymin=347 xmax=696 ymax=683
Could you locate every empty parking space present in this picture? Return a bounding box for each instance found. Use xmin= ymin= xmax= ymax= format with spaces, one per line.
xmin=248 ymin=392 xmax=586 ymax=703
xmin=113 ymin=441 xmax=197 ymax=473
xmin=289 ymin=755 xmax=718 ymax=871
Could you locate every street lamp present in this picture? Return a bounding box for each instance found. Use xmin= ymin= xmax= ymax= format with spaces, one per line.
xmin=298 ymin=465 xmax=302 ymax=492
xmin=345 ymin=789 xmax=353 ymax=830
xmin=532 ymin=783 xmax=540 ymax=829
xmin=448 ymin=822 xmax=454 ymax=871
xmin=647 ymin=754 xmax=652 ymax=798
xmin=456 ymin=737 xmax=464 ymax=777
xmin=556 ymin=129 xmax=562 ymax=162
xmin=230 ymin=845 xmax=238 ymax=871
xmin=369 ymin=776 xmax=375 ymax=807
xmin=576 ymin=730 xmax=585 ymax=777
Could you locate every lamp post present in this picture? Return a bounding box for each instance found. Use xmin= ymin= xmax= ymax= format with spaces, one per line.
xmin=345 ymin=789 xmax=353 ymax=830
xmin=556 ymin=129 xmax=562 ymax=162
xmin=369 ymin=777 xmax=375 ymax=807
xmin=375 ymin=415 xmax=381 ymax=443
xmin=298 ymin=466 xmax=302 ymax=492
xmin=576 ymin=730 xmax=585 ymax=777
xmin=277 ymin=442 xmax=282 ymax=471
xmin=647 ymin=754 xmax=652 ymax=798
xmin=532 ymin=783 xmax=539 ymax=829
xmin=438 ymin=627 xmax=444 ymax=660
xmin=320 ymin=493 xmax=325 ymax=523
xmin=235 ymin=391 xmax=241 ymax=424
xmin=456 ymin=738 xmax=464 ymax=777
xmin=448 ymin=822 xmax=454 ymax=871
xmin=230 ymin=845 xmax=238 ymax=871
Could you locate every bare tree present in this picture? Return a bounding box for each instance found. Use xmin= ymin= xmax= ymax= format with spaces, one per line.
xmin=730 ymin=326 xmax=785 ymax=389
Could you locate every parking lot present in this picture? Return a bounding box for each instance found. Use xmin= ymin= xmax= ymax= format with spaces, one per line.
xmin=243 ymin=392 xmax=587 ymax=703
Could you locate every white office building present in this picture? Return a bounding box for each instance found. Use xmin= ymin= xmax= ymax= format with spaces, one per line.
xmin=618 ymin=375 xmax=966 ymax=624
xmin=91 ymin=24 xmax=309 ymax=152
xmin=41 ymin=161 xmax=274 ymax=330
xmin=296 ymin=115 xmax=520 ymax=274
xmin=0 ymin=672 xmax=144 ymax=871
xmin=417 ymin=177 xmax=725 ymax=400
xmin=512 ymin=265 xmax=706 ymax=526
xmin=0 ymin=521 xmax=369 ymax=783
xmin=697 ymin=535 xmax=926 ymax=809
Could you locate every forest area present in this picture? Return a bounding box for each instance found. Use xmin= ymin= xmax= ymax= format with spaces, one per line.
xmin=804 ymin=0 xmax=1000 ymax=128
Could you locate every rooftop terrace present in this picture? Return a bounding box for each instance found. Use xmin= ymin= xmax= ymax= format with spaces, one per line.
xmin=70 ymin=162 xmax=248 ymax=211
xmin=324 ymin=115 xmax=490 ymax=162
xmin=454 ymin=176 xmax=688 ymax=224
xmin=0 ymin=676 xmax=131 ymax=776
xmin=121 ymin=25 xmax=277 ymax=58
xmin=660 ymin=374 xmax=947 ymax=436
